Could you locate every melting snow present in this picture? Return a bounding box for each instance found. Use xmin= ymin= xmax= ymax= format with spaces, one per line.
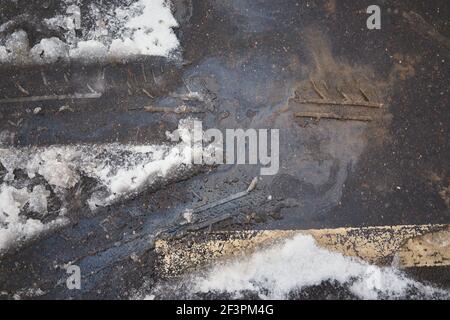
xmin=144 ymin=234 xmax=449 ymax=300
xmin=0 ymin=119 xmax=201 ymax=250
xmin=0 ymin=184 xmax=66 ymax=250
xmin=0 ymin=0 xmax=180 ymax=64
xmin=192 ymin=234 xmax=448 ymax=299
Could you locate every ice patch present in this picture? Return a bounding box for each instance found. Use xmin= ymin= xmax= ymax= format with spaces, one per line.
xmin=0 ymin=0 xmax=180 ymax=64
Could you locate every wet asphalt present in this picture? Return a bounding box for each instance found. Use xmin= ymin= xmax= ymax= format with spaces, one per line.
xmin=0 ymin=0 xmax=448 ymax=299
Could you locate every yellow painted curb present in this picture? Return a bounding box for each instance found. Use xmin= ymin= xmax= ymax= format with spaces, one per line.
xmin=156 ymin=224 xmax=449 ymax=277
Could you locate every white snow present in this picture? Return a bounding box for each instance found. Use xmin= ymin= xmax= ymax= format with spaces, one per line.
xmin=0 ymin=184 xmax=66 ymax=250
xmin=0 ymin=119 xmax=202 ymax=250
xmin=11 ymin=287 xmax=46 ymax=300
xmin=30 ymin=37 xmax=69 ymax=64
xmin=161 ymin=234 xmax=448 ymax=300
xmin=1 ymin=146 xmax=81 ymax=188
xmin=85 ymin=133 xmax=196 ymax=209
xmin=68 ymin=40 xmax=109 ymax=60
xmin=109 ymin=0 xmax=180 ymax=57
xmin=1 ymin=120 xmax=198 ymax=209
xmin=0 ymin=0 xmax=180 ymax=65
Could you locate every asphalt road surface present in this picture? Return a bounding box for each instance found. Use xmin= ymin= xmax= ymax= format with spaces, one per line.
xmin=0 ymin=0 xmax=448 ymax=299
